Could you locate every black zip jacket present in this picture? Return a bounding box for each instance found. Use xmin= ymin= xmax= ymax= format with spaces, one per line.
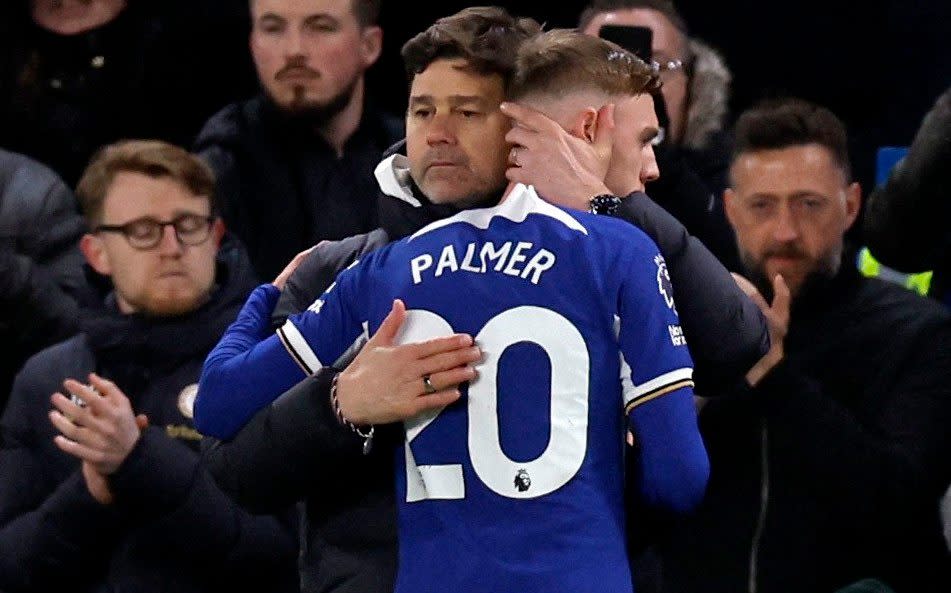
xmin=0 ymin=249 xmax=298 ymax=593
xmin=194 ymin=95 xmax=403 ymax=281
xmin=655 ymin=266 xmax=951 ymax=593
xmin=204 ymin=145 xmax=768 ymax=593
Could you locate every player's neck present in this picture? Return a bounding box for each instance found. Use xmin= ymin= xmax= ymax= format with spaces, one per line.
xmin=499 ymin=181 xmax=521 ymax=204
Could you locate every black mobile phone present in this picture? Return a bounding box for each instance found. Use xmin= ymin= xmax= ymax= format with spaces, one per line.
xmin=597 ymin=25 xmax=653 ymax=63
xmin=596 ymin=24 xmax=671 ymax=138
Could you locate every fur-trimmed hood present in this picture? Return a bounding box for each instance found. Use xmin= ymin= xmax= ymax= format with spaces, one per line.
xmin=683 ymin=38 xmax=732 ymax=152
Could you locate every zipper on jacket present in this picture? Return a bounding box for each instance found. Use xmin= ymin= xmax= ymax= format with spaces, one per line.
xmin=749 ymin=421 xmax=769 ymax=593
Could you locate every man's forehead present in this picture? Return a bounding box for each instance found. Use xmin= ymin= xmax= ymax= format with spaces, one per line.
xmin=409 ymin=59 xmax=504 ymax=99
xmin=252 ymin=0 xmax=353 ymax=19
xmin=730 ymin=145 xmax=849 ymax=191
xmin=615 ymin=93 xmax=658 ymax=125
xmin=103 ymin=173 xmax=208 ymax=215
xmin=733 ymin=145 xmax=841 ymax=176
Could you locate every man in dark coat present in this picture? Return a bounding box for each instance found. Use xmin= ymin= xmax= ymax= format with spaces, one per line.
xmin=653 ymin=99 xmax=951 ymax=593
xmin=0 ymin=140 xmax=297 ymax=593
xmin=194 ymin=0 xmax=402 ymax=281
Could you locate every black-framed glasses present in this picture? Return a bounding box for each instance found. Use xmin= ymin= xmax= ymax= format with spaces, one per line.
xmin=95 ymin=214 xmax=216 ymax=250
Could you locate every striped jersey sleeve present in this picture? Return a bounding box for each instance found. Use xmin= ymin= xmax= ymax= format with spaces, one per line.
xmin=616 ymin=246 xmax=694 ymax=413
xmin=279 ymin=257 xmax=372 ymax=375
xmin=616 ymin=240 xmax=708 ymax=512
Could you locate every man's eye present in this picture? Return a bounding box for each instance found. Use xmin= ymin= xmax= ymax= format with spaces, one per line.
xmin=259 ymin=23 xmax=285 ymax=34
xmin=306 ymin=22 xmax=336 ymax=33
xmin=175 ymin=216 xmax=205 ymax=233
xmin=127 ymin=221 xmax=158 ymax=239
xmin=411 ymin=109 xmax=431 ymax=118
xmin=460 ymin=110 xmax=480 ymax=118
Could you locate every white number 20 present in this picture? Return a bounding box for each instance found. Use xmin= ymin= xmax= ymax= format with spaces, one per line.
xmin=400 ymin=306 xmax=590 ymax=501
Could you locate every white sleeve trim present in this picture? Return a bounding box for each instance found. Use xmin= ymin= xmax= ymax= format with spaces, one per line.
xmin=623 ymin=367 xmax=694 ymax=408
xmin=277 ymin=320 xmax=323 ymax=375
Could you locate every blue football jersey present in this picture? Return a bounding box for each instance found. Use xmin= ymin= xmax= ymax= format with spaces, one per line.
xmin=278 ymin=184 xmax=702 ymax=593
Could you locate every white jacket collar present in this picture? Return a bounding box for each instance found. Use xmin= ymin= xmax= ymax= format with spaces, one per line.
xmin=374 ymin=154 xmax=421 ymax=207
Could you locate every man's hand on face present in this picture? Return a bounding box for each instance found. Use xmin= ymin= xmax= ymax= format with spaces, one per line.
xmin=335 ymin=300 xmax=482 ymax=426
xmin=501 ymin=101 xmax=614 ymax=210
xmin=732 ymin=273 xmax=791 ymax=387
xmin=50 ymin=374 xmax=147 ymax=480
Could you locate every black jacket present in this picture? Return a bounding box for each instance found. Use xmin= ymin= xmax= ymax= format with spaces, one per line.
xmin=194 ymin=95 xmax=403 ymax=281
xmin=648 ymin=132 xmax=741 ymax=273
xmin=655 ymin=266 xmax=951 ymax=593
xmin=864 ymin=86 xmax=951 ymax=303
xmin=0 ymin=248 xmax=298 ymax=593
xmin=0 ymin=0 xmax=254 ymax=186
xmin=0 ymin=148 xmax=87 ymax=412
xmin=204 ymin=149 xmax=768 ymax=593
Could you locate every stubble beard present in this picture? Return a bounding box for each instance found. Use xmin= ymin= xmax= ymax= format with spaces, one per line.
xmin=741 ymin=242 xmax=844 ymax=303
xmin=271 ymin=77 xmax=359 ymax=129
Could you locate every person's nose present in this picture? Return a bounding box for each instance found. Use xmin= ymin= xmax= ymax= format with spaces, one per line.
xmin=772 ymin=204 xmax=800 ymax=243
xmin=426 ymin=112 xmax=457 ymax=146
xmin=282 ymin=27 xmax=305 ymax=59
xmin=641 ymin=145 xmax=660 ymax=184
xmin=156 ymin=224 xmax=184 ymax=256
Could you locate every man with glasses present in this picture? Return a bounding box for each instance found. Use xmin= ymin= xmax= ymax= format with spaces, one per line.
xmin=579 ymin=0 xmax=732 ymax=188
xmin=0 ymin=140 xmax=298 ymax=593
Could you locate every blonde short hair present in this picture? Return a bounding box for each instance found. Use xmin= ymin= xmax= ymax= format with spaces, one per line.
xmin=507 ymin=29 xmax=660 ymax=102
xmin=76 ymin=140 xmax=216 ymax=225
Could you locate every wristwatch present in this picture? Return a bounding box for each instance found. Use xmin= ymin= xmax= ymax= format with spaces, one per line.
xmin=589 ymin=194 xmax=622 ymax=215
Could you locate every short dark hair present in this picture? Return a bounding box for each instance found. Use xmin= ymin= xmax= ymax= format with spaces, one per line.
xmin=578 ymin=0 xmax=688 ymax=36
xmin=733 ymin=98 xmax=852 ymax=180
xmin=507 ymin=29 xmax=660 ymax=102
xmin=401 ymin=7 xmax=542 ymax=81
xmin=76 ymin=140 xmax=217 ymax=225
xmin=352 ymin=0 xmax=381 ymax=27
xmin=249 ymin=0 xmax=380 ymax=27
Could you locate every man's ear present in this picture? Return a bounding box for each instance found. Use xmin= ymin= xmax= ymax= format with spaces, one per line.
xmin=361 ymin=26 xmax=383 ymax=67
xmin=212 ymin=218 xmax=226 ymax=247
xmin=723 ymin=188 xmax=738 ymax=228
xmin=80 ymin=233 xmax=112 ymax=276
xmin=567 ymin=107 xmax=600 ymax=143
xmin=843 ymin=181 xmax=862 ymax=230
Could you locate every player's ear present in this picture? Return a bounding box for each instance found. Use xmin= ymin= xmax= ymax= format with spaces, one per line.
xmin=567 ymin=107 xmax=599 ymax=144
